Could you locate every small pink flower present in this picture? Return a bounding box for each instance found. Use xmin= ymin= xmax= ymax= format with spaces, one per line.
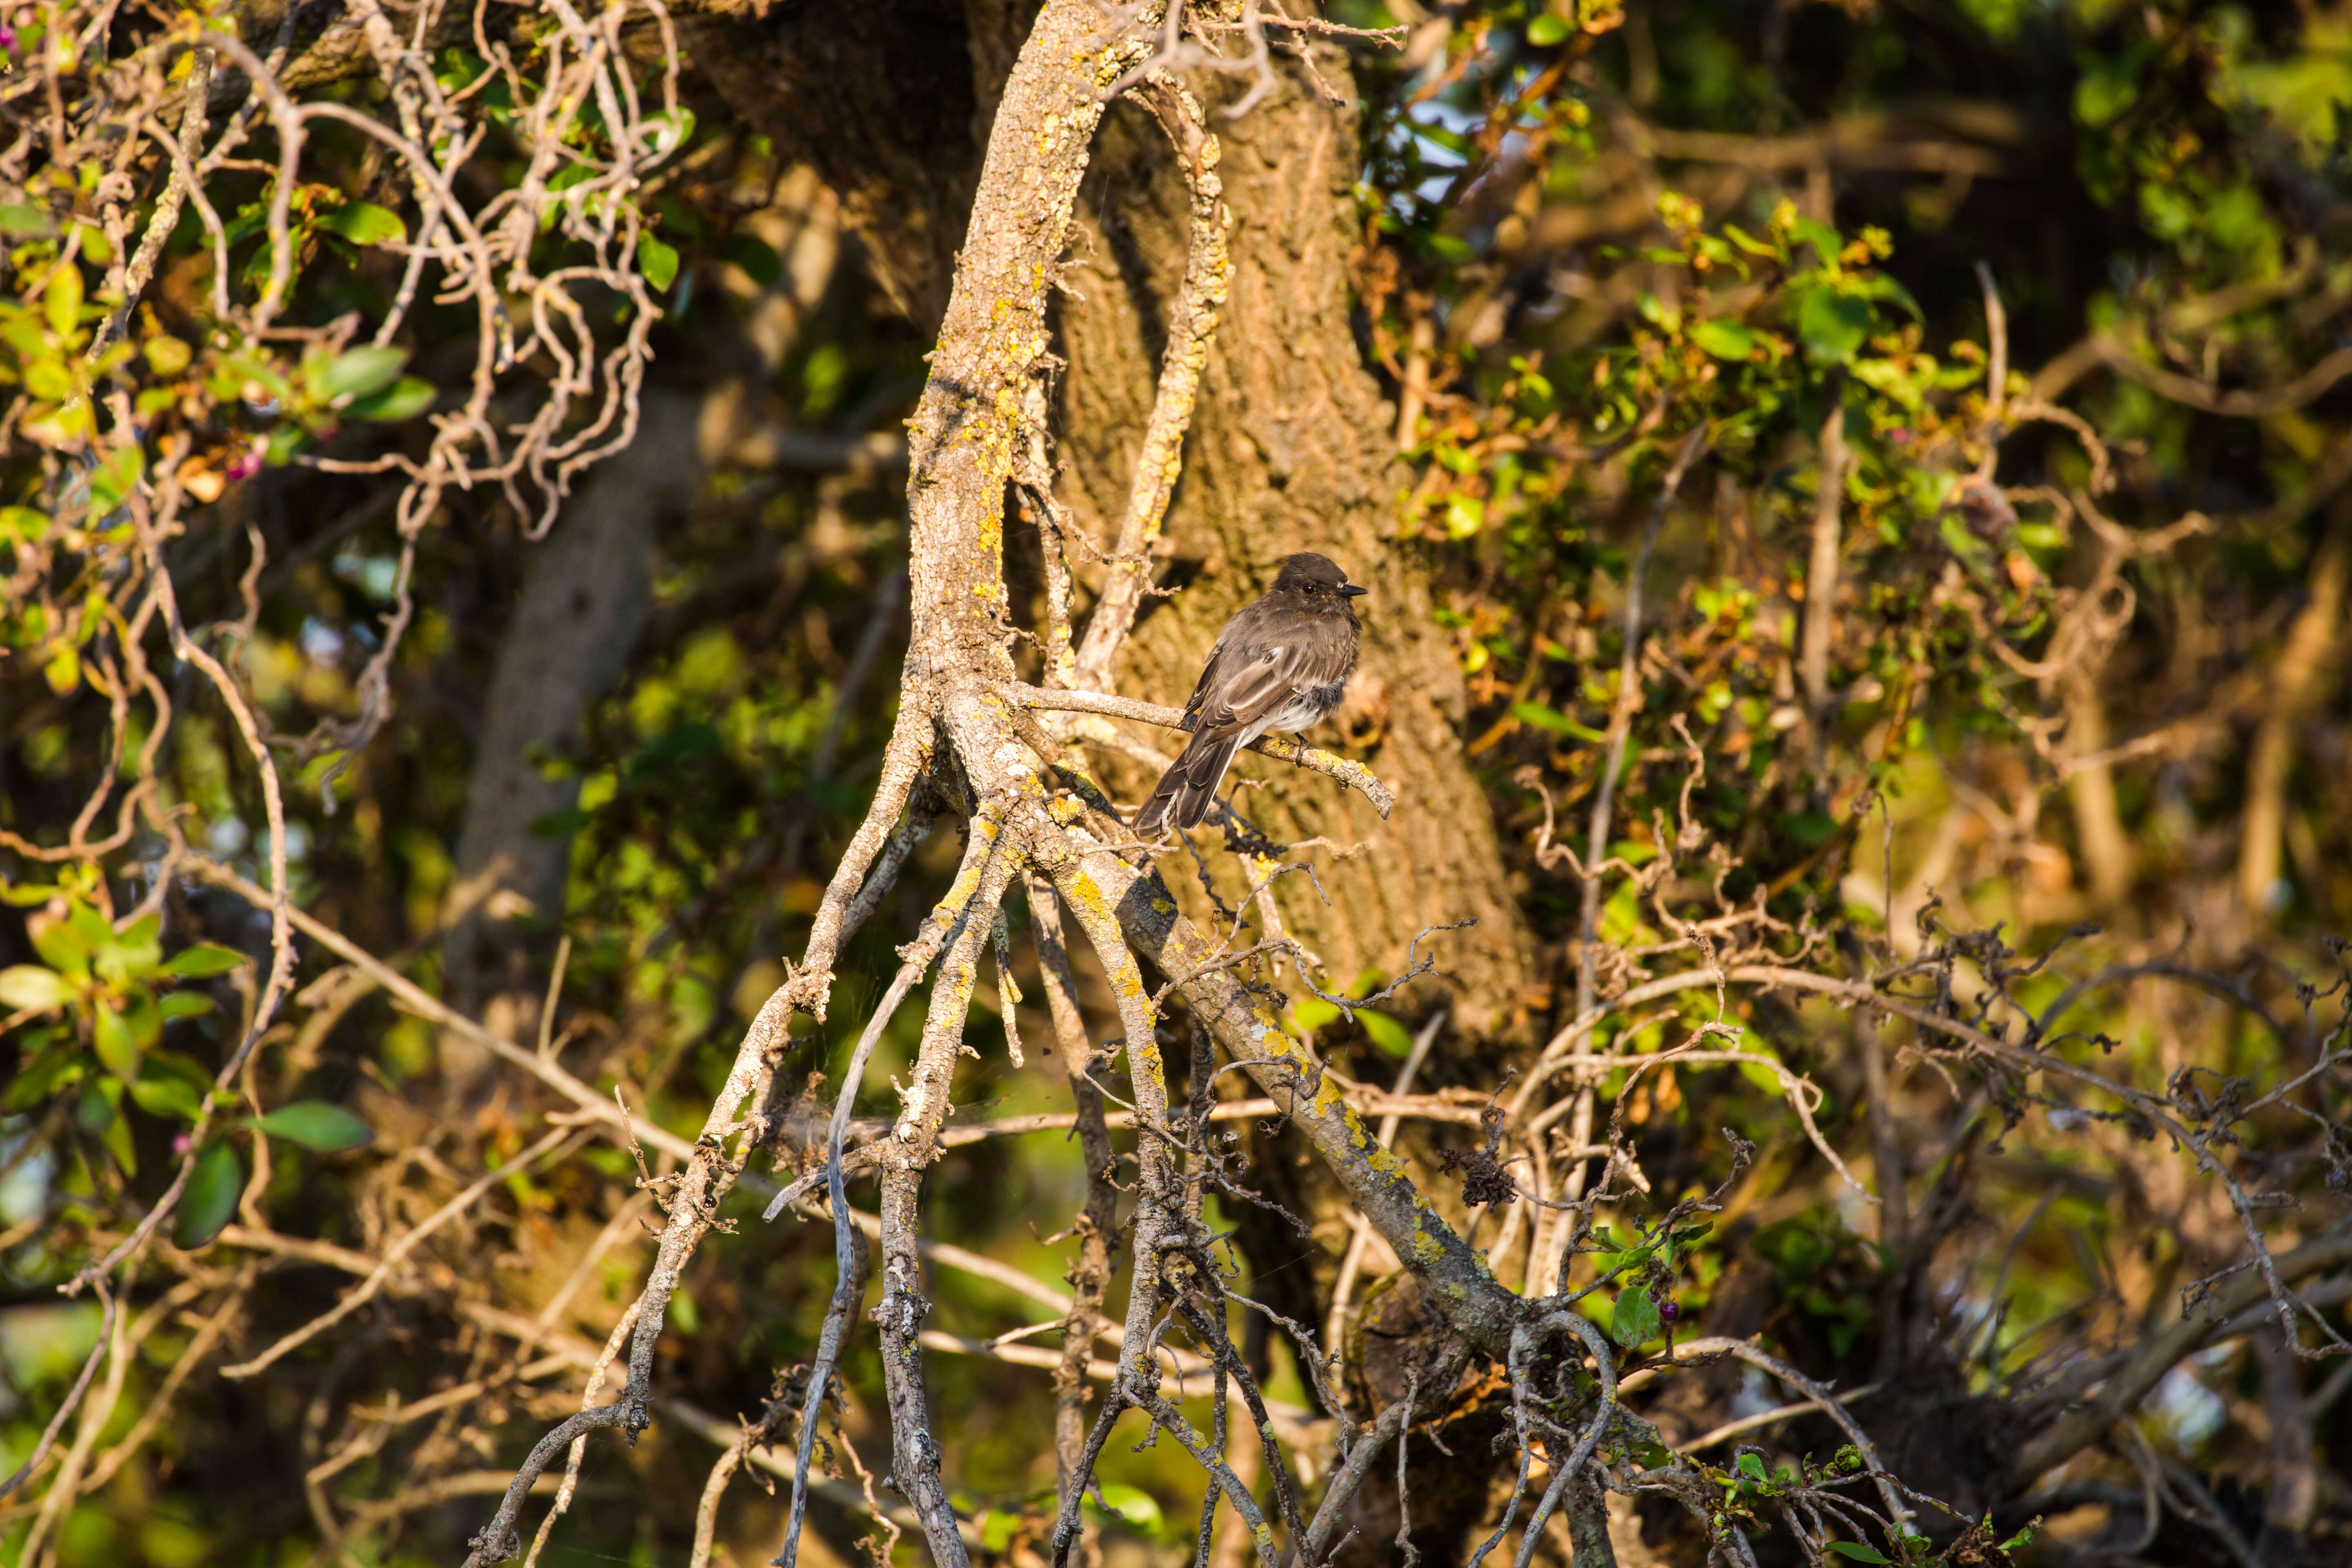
xmin=225 ymin=445 xmax=265 ymax=483
xmin=172 ymin=1133 xmax=193 ymax=1155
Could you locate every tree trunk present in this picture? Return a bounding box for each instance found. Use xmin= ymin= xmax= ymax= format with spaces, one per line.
xmin=436 ymin=174 xmax=841 ymax=1092
xmin=2235 ymin=498 xmax=2347 ymax=922
xmin=1053 ymin=63 xmax=1536 ymax=1033
xmin=438 ymin=390 xmax=699 ymax=1087
xmin=683 ymin=0 xmax=1044 ymax=330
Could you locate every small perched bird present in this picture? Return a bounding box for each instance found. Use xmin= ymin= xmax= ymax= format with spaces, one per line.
xmin=1134 ymin=552 xmax=1368 ymax=835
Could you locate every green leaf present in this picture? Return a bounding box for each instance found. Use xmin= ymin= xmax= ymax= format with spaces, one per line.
xmin=1610 ymin=1287 xmax=1662 ymax=1347
xmin=157 ymin=991 xmax=215 ymax=1021
xmin=722 ymin=232 xmax=782 ymax=289
xmin=124 ymin=991 xmax=162 ymax=1050
xmin=311 ymin=345 xmax=410 ymax=404
xmin=88 ymin=443 xmax=145 ymax=513
xmin=1864 ymin=273 xmax=1923 ymax=320
xmin=252 ymin=1100 xmax=374 ymax=1153
xmin=1512 ymin=702 xmax=1608 ymax=744
xmin=1445 ymin=493 xmax=1485 ymax=539
xmin=345 ymin=375 xmax=437 ymax=423
xmin=1737 ymin=1452 xmax=1768 ymax=1481
xmin=1852 ymin=357 xmax=1924 ymax=414
xmin=128 ymin=1073 xmax=204 ymax=1122
xmin=2074 ymin=51 xmax=2143 ymax=129
xmin=314 ymin=202 xmax=408 ymax=246
xmin=434 ymin=47 xmax=490 ymax=92
xmin=1796 ymin=286 xmax=1870 ymax=364
xmin=5 ymin=1035 xmax=84 ymax=1109
xmin=0 ymin=506 xmax=50 ymax=545
xmin=118 ymin=913 xmax=160 ymax=963
xmin=175 ymin=1141 xmax=243 ymax=1249
xmin=94 ymin=1000 xmax=141 ymax=1083
xmin=1789 ymin=215 xmax=1843 ymax=260
xmin=0 ymin=203 xmax=54 ymax=236
xmin=1825 ymin=1543 xmax=1890 ymax=1564
xmin=1526 ymin=13 xmax=1570 ymax=45
xmin=1689 ymin=318 xmax=1759 ymax=361
xmin=25 ymin=357 xmax=78 ymax=402
xmin=45 ymin=263 xmax=83 ymax=341
xmin=1996 ymin=1523 xmax=2038 ymax=1552
xmin=67 ymin=901 xmax=115 ymax=949
xmin=98 ymin=1087 xmax=137 ymax=1174
xmin=978 ymin=1510 xmax=1018 ymax=1553
xmin=0 ymin=965 xmax=71 ymax=1012
xmin=31 ymin=921 xmax=90 ymax=980
xmin=1358 ymin=1009 xmax=1415 ymax=1059
xmin=1088 ymin=1484 xmax=1163 ymax=1535
xmin=637 ymin=233 xmax=679 ymax=292
xmin=160 ymin=943 xmax=247 ymax=979
xmin=1291 ymin=997 xmax=1342 ymax=1032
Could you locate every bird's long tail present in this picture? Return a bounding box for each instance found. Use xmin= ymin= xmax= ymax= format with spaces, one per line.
xmin=1134 ymin=728 xmax=1242 ymax=835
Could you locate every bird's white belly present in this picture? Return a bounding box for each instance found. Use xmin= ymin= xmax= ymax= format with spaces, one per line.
xmin=1260 ymin=684 xmax=1343 ymax=737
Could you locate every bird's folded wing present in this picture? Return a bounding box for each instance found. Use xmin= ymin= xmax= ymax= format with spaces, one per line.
xmin=1196 ymin=631 xmax=1352 ymax=733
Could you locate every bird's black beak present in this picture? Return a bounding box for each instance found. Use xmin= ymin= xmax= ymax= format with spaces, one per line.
xmin=1340 ymin=583 xmax=1370 ymax=597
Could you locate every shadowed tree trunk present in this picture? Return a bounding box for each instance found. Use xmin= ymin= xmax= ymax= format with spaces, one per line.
xmin=438 ymin=390 xmax=701 ymax=1085
xmin=1054 ymin=64 xmax=1539 ymax=1033
xmin=436 ymin=180 xmax=843 ymax=1092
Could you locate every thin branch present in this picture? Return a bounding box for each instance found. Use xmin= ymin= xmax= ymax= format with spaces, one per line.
xmin=1005 ymin=682 xmax=1394 ymax=817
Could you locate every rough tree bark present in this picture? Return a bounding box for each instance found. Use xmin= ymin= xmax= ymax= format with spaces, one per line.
xmin=1054 ymin=67 xmax=1538 ymax=1033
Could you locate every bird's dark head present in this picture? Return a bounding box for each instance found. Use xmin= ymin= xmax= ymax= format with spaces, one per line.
xmin=1272 ymin=552 xmax=1370 ymax=601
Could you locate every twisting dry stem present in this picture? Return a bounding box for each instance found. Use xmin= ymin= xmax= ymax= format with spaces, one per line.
xmin=1506 ymin=1313 xmax=1619 ymax=1568
xmin=522 ymin=1298 xmax=644 ymax=1568
xmin=465 ymin=710 xmax=943 ymax=1562
xmin=225 ymin=1127 xmax=577 ymax=1379
xmin=872 ymin=807 xmax=1027 ymax=1568
xmin=1029 ymin=872 xmax=1123 ymax=1508
xmin=74 ymin=492 xmax=298 ymax=1285
xmin=1039 ymin=828 xmax=1200 ymax=1563
xmin=790 ymin=693 xmax=941 ymax=1018
xmin=94 ymin=44 xmax=212 ymax=359
xmin=0 ymin=1281 xmax=115 ymax=1507
xmin=774 ymin=918 xmax=945 ymax=1567
xmin=1541 ymin=425 xmax=1709 ymax=1294
xmin=1302 ymin=1339 xmax=1473 ymax=1562
xmin=1084 ymin=835 xmax=1525 ymax=1353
